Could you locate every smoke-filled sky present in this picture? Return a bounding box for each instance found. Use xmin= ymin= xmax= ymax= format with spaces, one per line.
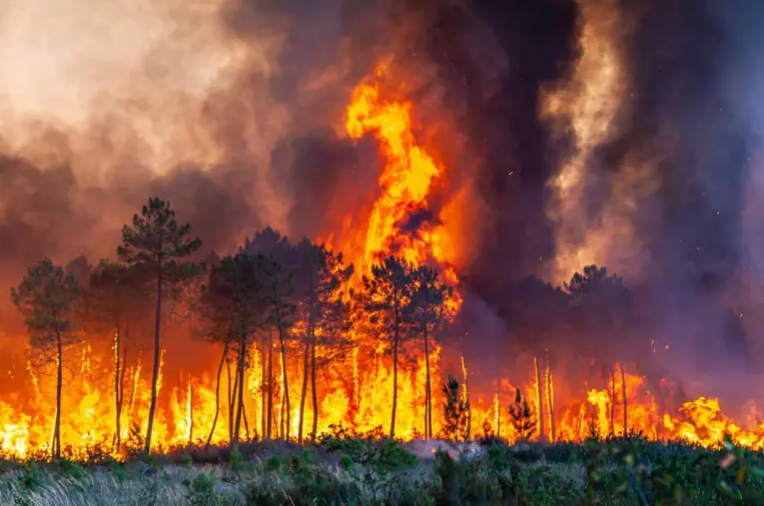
xmin=2 ymin=0 xmax=764 ymax=403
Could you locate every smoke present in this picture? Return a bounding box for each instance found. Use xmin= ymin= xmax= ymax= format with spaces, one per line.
xmin=1 ymin=0 xmax=764 ymax=414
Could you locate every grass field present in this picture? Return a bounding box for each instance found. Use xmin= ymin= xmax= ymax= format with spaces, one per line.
xmin=2 ymin=433 xmax=764 ymax=505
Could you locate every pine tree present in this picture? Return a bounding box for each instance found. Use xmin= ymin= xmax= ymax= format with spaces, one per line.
xmin=292 ymin=239 xmax=353 ymax=442
xmin=86 ymin=260 xmax=142 ymax=451
xmin=118 ymin=197 xmax=202 ymax=453
xmin=509 ymin=388 xmax=536 ymax=442
xmin=407 ymin=265 xmax=452 ymax=440
xmin=201 ymin=252 xmax=269 ymax=447
xmin=356 ymin=256 xmax=416 ymax=439
xmin=441 ymin=376 xmax=469 ymax=441
xmin=11 ymin=259 xmax=81 ymax=460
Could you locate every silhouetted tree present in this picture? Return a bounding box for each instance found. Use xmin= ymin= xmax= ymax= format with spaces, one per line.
xmin=292 ymin=239 xmax=353 ymax=442
xmin=509 ymin=276 xmax=569 ymax=441
xmin=356 ymin=256 xmax=416 ymax=439
xmin=441 ymin=376 xmax=469 ymax=441
xmin=87 ymin=260 xmax=142 ymax=451
xmin=407 ymin=265 xmax=452 ymax=440
xmin=567 ymin=265 xmax=632 ymax=435
xmin=118 ymin=197 xmax=202 ymax=453
xmin=509 ymin=388 xmax=536 ymax=442
xmin=203 ymin=253 xmax=270 ymax=447
xmin=11 ymin=259 xmax=81 ymax=460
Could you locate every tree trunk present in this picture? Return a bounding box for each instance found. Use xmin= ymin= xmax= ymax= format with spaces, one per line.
xmin=546 ymin=359 xmax=556 ymax=442
xmin=620 ymin=362 xmax=628 ymax=436
xmin=144 ymin=264 xmax=163 ymax=454
xmin=232 ymin=333 xmax=247 ymax=448
xmin=391 ymin=309 xmax=400 ymax=440
xmin=118 ymin=325 xmax=128 ymax=449
xmin=208 ymin=338 xmax=230 ymax=446
xmin=267 ymin=329 xmax=274 ymax=439
xmin=113 ymin=320 xmax=122 ymax=451
xmin=227 ymin=357 xmax=234 ymax=441
xmin=534 ymin=356 xmax=545 ymax=442
xmin=310 ymin=335 xmax=318 ymax=440
xmin=298 ymin=324 xmax=310 ymax=443
xmin=274 ymin=296 xmax=290 ymax=440
xmin=54 ymin=326 xmax=63 ymax=461
xmin=609 ymin=367 xmax=616 ymax=437
xmin=423 ymin=324 xmax=432 ymax=440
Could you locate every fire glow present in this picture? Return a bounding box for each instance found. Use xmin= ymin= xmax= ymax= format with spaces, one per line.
xmin=0 ymin=53 xmax=760 ymax=460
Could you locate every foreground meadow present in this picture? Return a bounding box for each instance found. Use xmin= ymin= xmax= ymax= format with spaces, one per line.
xmin=2 ymin=432 xmax=764 ymax=506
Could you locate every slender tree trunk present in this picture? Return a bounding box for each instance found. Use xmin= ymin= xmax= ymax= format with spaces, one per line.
xmin=423 ymin=324 xmax=432 ymax=440
xmin=113 ymin=320 xmax=122 ymax=451
xmin=298 ymin=331 xmax=310 ymax=443
xmin=232 ymin=333 xmax=247 ymax=447
xmin=620 ymin=362 xmax=628 ymax=435
xmin=208 ymin=338 xmax=230 ymax=447
xmin=144 ymin=264 xmax=163 ymax=454
xmin=274 ymin=297 xmax=290 ymax=440
xmin=266 ymin=329 xmax=274 ymax=439
xmin=227 ymin=357 xmax=234 ymax=441
xmin=310 ymin=335 xmax=318 ymax=440
xmin=391 ymin=309 xmax=399 ymax=439
xmin=609 ymin=367 xmax=616 ymax=437
xmin=118 ymin=325 xmax=128 ymax=447
xmin=534 ymin=356 xmax=545 ymax=442
xmin=261 ymin=342 xmax=266 ymax=438
xmin=242 ymin=398 xmax=250 ymax=442
xmin=546 ymin=359 xmax=556 ymax=442
xmin=54 ymin=327 xmax=63 ymax=460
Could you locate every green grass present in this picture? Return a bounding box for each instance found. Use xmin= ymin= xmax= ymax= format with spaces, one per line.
xmin=1 ymin=436 xmax=763 ymax=505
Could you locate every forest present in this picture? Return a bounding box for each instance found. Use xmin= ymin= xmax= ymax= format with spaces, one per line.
xmin=8 ymin=196 xmax=644 ymax=462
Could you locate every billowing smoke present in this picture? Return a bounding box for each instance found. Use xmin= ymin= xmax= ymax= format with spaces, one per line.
xmin=1 ymin=0 xmax=764 ymax=415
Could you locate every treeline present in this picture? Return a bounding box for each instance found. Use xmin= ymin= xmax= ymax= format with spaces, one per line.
xmin=10 ymin=197 xmax=459 ymax=459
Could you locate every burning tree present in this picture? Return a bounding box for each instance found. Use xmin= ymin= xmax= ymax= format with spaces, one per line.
xmin=118 ymin=197 xmax=202 ymax=453
xmin=86 ymin=261 xmax=143 ymax=451
xmin=567 ymin=265 xmax=633 ymax=436
xmin=260 ymin=255 xmax=296 ymax=440
xmin=356 ymin=256 xmax=417 ymax=439
xmin=292 ymin=239 xmax=353 ymax=442
xmin=509 ymin=388 xmax=536 ymax=442
xmin=509 ymin=276 xmax=570 ymax=442
xmin=407 ymin=265 xmax=452 ymax=440
xmin=441 ymin=376 xmax=469 ymax=441
xmin=11 ymin=259 xmax=81 ymax=460
xmin=200 ymin=252 xmax=270 ymax=447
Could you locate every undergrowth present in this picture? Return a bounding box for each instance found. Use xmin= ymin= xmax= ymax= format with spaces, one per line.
xmin=0 ymin=434 xmax=762 ymax=505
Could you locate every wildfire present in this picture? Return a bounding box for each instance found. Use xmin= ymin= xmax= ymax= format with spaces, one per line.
xmin=0 ymin=53 xmax=762 ymax=460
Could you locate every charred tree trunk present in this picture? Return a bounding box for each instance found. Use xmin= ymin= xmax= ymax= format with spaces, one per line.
xmin=310 ymin=335 xmax=318 ymax=440
xmin=53 ymin=324 xmax=63 ymax=461
xmin=298 ymin=331 xmax=310 ymax=443
xmin=390 ymin=302 xmax=400 ymax=439
xmin=208 ymin=337 xmax=230 ymax=447
xmin=423 ymin=324 xmax=432 ymax=440
xmin=227 ymin=357 xmax=234 ymax=441
xmin=274 ymin=296 xmax=290 ymax=440
xmin=266 ymin=329 xmax=274 ymax=439
xmin=546 ymin=359 xmax=556 ymax=442
xmin=232 ymin=332 xmax=247 ymax=448
xmin=534 ymin=356 xmax=545 ymax=442
xmin=620 ymin=362 xmax=628 ymax=435
xmin=144 ymin=259 xmax=163 ymax=454
xmin=113 ymin=320 xmax=122 ymax=451
xmin=609 ymin=367 xmax=616 ymax=437
xmin=117 ymin=325 xmax=128 ymax=450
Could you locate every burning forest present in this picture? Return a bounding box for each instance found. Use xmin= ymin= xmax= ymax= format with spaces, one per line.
xmin=1 ymin=0 xmax=764 ymax=462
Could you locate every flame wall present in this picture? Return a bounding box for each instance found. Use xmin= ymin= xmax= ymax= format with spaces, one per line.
xmin=1 ymin=0 xmax=764 ymax=457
